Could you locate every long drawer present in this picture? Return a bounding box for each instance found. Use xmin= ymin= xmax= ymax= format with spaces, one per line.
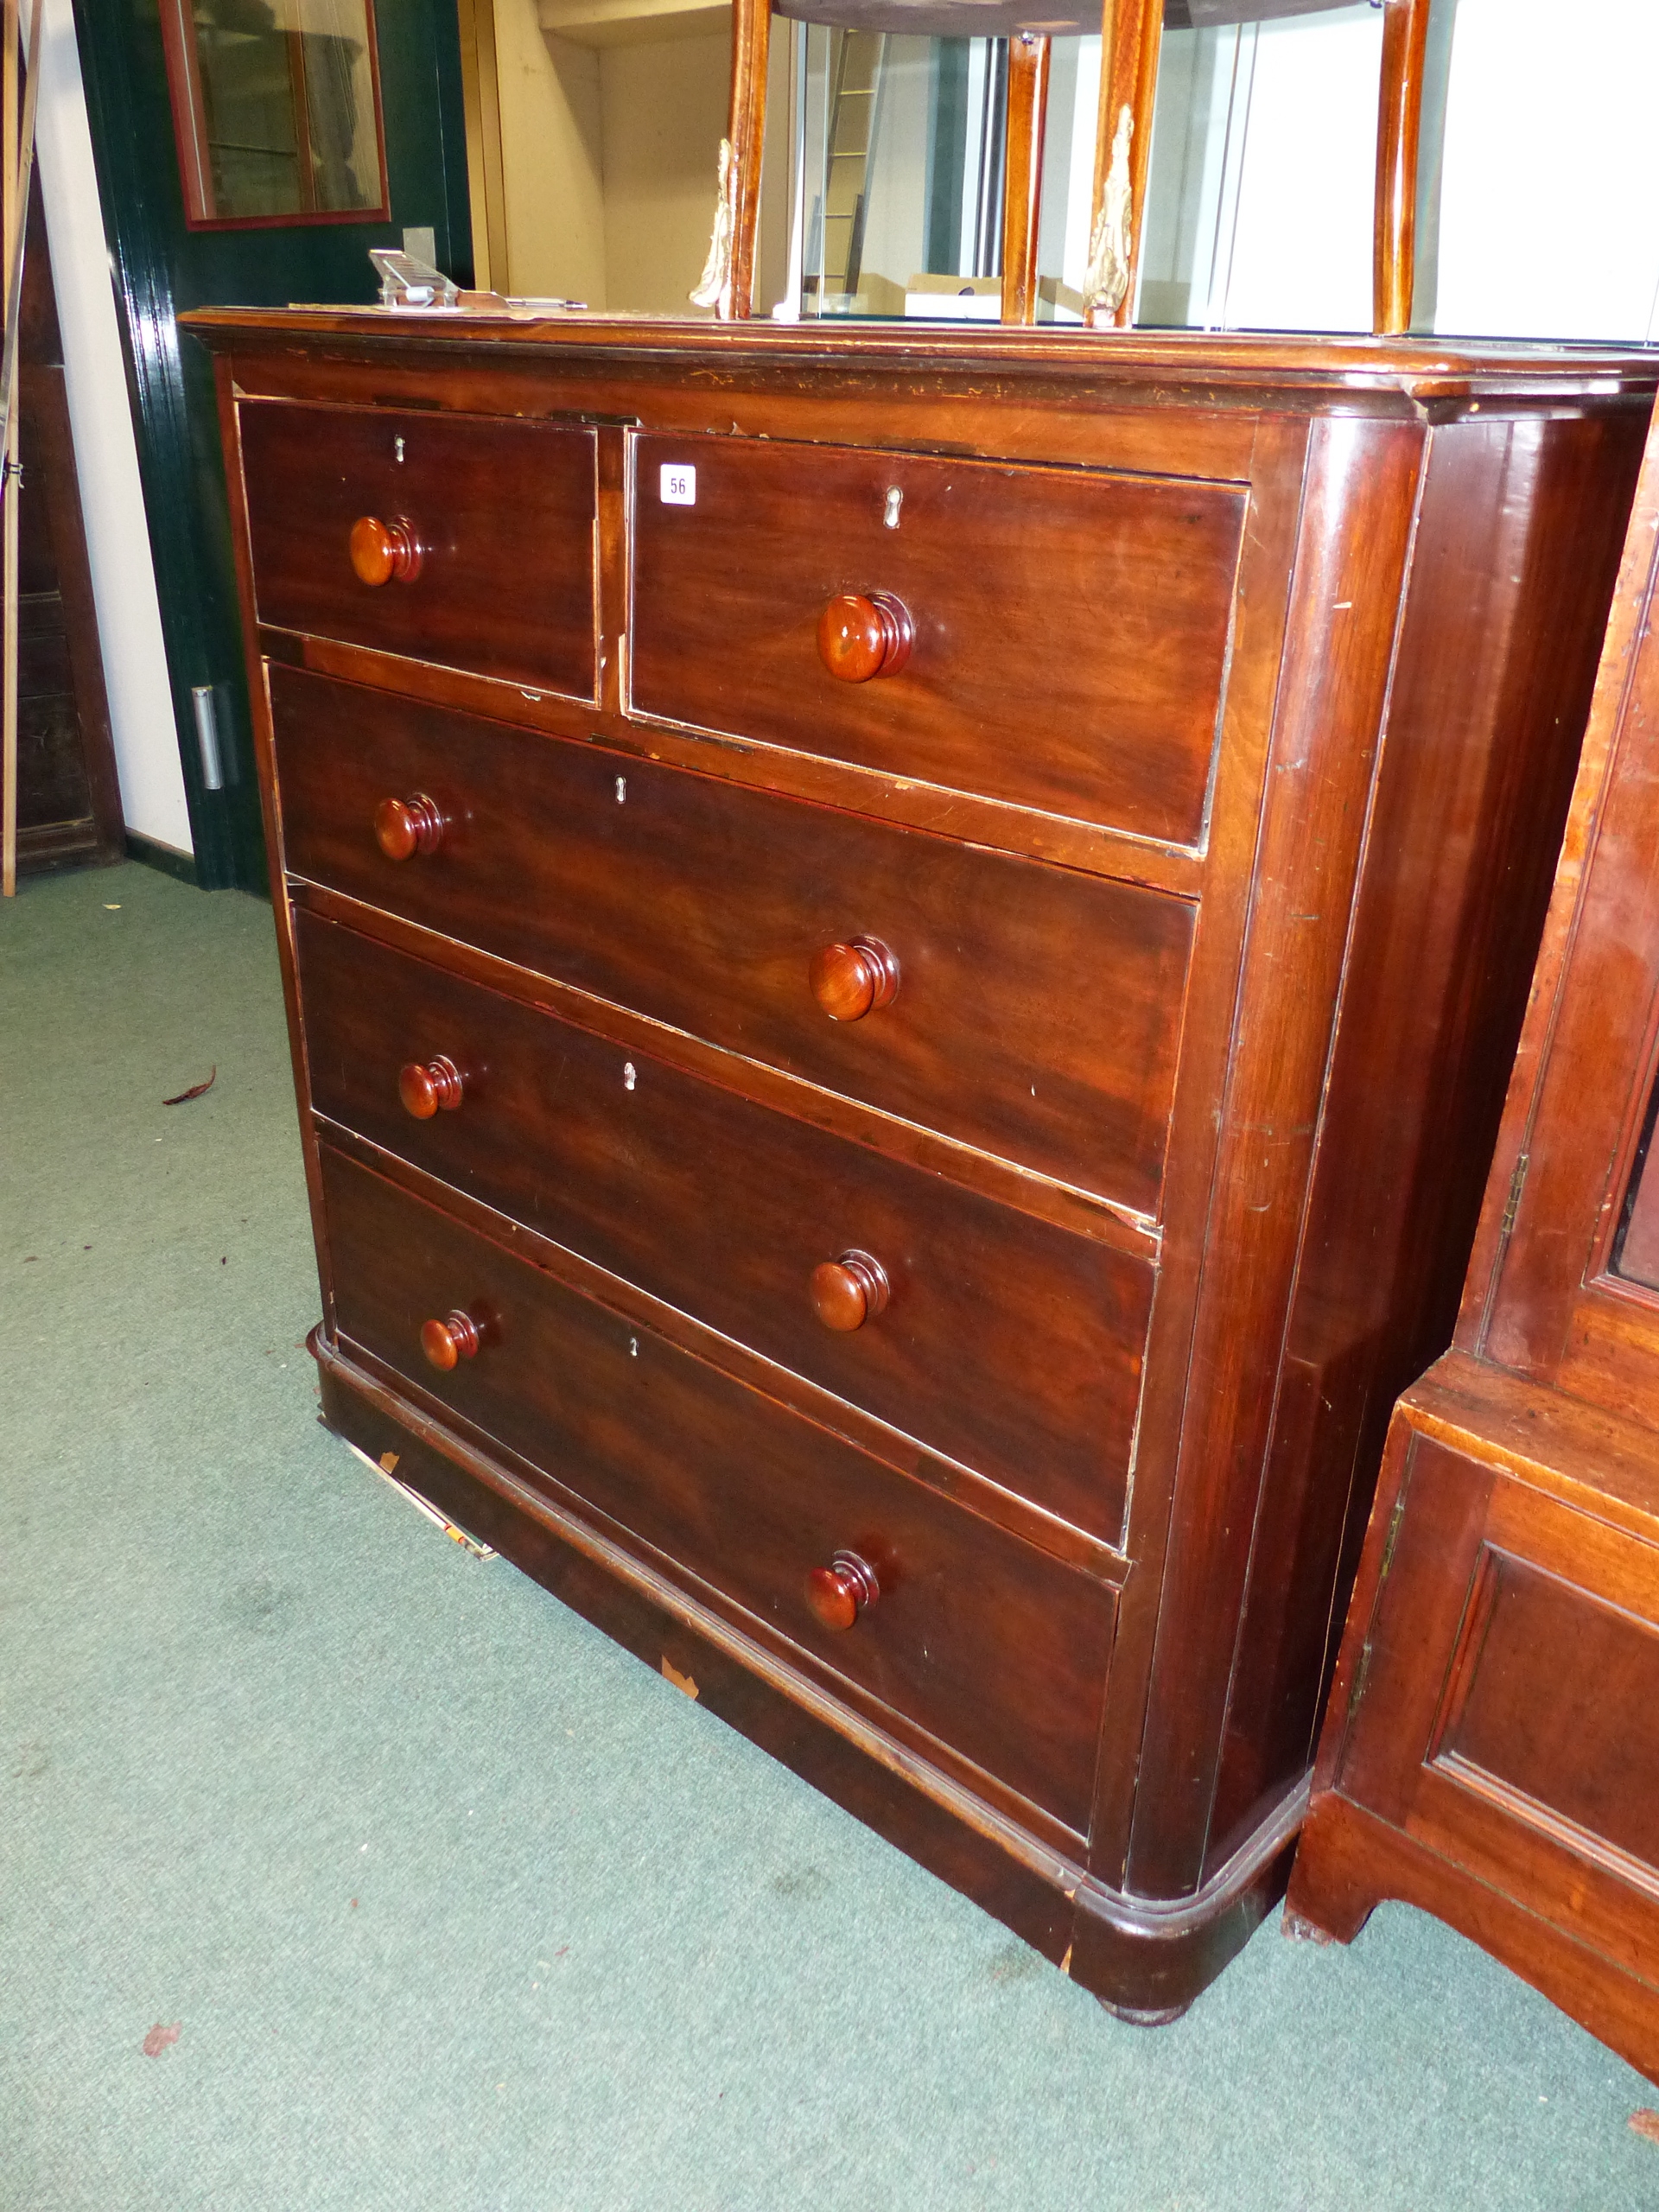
xmin=629 ymin=432 xmax=1244 ymax=846
xmin=321 ymin=1144 xmax=1116 ymax=1834
xmin=273 ymin=665 xmax=1193 ymax=1215
xmin=298 ymin=912 xmax=1153 ymax=1540
xmin=240 ymin=402 xmax=598 ymax=699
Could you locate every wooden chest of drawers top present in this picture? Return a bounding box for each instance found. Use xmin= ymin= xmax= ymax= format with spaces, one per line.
xmin=192 ymin=304 xmax=1656 ymax=2014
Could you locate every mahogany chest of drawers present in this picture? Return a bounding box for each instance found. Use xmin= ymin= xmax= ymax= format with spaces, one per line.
xmin=189 ymin=308 xmax=1654 ymax=2015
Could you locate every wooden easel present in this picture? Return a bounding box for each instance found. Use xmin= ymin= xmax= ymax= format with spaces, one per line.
xmin=711 ymin=0 xmax=1435 ymax=335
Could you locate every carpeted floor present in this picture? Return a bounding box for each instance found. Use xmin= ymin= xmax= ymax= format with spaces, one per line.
xmin=2 ymin=858 xmax=1655 ymax=2212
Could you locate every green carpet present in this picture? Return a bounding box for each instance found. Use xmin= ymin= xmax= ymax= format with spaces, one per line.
xmin=3 ymin=860 xmax=1655 ymax=2212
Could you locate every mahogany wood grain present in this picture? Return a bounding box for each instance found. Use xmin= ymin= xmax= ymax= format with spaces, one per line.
xmin=239 ymin=401 xmax=598 ymax=698
xmin=1205 ymin=404 xmax=1646 ymax=1875
xmin=630 ymin=432 xmax=1243 ymax=846
xmin=321 ymin=1141 xmax=1118 ymax=1834
xmin=1462 ymin=414 xmax=1659 ymax=1390
xmin=1001 ymin=35 xmax=1050 ymax=327
xmin=296 ymin=910 xmax=1154 ymax=1539
xmin=1289 ymin=1378 xmax=1659 ymax=2083
xmin=1373 ymin=0 xmax=1433 ymax=335
xmin=291 ymin=875 xmax=1152 ymax=1260
xmin=274 ymin=666 xmax=1194 ymax=1215
xmin=1292 ymin=403 xmax=1659 ymax=2083
xmin=1125 ymin=415 xmax=1426 ymax=1897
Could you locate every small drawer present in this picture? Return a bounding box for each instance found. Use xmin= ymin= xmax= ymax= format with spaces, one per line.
xmin=630 ymin=432 xmax=1245 ymax=846
xmin=238 ymin=402 xmax=597 ymax=698
xmin=321 ymin=1145 xmax=1117 ymax=1834
xmin=274 ymin=666 xmax=1192 ymax=1216
xmin=298 ymin=912 xmax=1154 ymax=1541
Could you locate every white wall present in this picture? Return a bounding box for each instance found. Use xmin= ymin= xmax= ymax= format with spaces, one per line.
xmin=34 ymin=0 xmax=192 ymax=855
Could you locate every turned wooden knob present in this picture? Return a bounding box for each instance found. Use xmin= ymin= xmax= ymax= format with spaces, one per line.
xmin=809 ymin=936 xmax=899 ymax=1021
xmin=810 ymin=1250 xmax=890 ymax=1332
xmin=420 ymin=1309 xmax=482 ymax=1371
xmin=373 ymin=792 xmax=447 ymax=861
xmin=805 ymin=1549 xmax=880 ymax=1631
xmin=817 ymin=592 xmax=912 ymax=683
xmin=350 ymin=513 xmax=423 ymax=586
xmin=398 ymin=1056 xmax=465 ymax=1119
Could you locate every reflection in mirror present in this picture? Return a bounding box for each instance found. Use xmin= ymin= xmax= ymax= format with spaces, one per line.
xmin=161 ymin=0 xmax=390 ymax=228
xmin=777 ymin=22 xmax=1098 ymax=323
xmin=1033 ymin=35 xmax=1100 ymax=321
xmin=790 ymin=29 xmax=1008 ymax=319
xmin=1138 ymin=0 xmax=1384 ymax=331
xmin=1614 ymin=1072 xmax=1659 ymax=1294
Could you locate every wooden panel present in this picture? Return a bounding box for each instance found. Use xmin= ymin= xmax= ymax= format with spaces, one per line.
xmin=239 ymin=401 xmax=598 ymax=698
xmin=1203 ymin=407 xmax=1646 ymax=1872
xmin=630 ymin=433 xmax=1243 ymax=845
xmin=297 ymin=912 xmax=1154 ymax=1540
xmin=320 ymin=1143 xmax=1118 ymax=1834
xmin=273 ymin=666 xmax=1195 ymax=1213
xmin=1434 ymin=1549 xmax=1659 ymax=1875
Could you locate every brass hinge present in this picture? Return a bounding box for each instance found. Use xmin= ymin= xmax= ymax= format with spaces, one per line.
xmin=1348 ymin=1639 xmax=1374 ymax=1714
xmin=1500 ymin=1150 xmax=1531 ymax=1239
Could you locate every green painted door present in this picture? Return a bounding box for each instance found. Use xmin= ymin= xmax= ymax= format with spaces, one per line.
xmin=72 ymin=0 xmax=473 ymax=890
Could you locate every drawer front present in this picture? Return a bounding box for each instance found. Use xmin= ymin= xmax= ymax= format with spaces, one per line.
xmin=275 ymin=666 xmax=1193 ymax=1213
xmin=299 ymin=912 xmax=1154 ymax=1540
xmin=239 ymin=402 xmax=597 ymax=698
xmin=630 ymin=432 xmax=1245 ymax=845
xmin=321 ymin=1145 xmax=1116 ymax=1833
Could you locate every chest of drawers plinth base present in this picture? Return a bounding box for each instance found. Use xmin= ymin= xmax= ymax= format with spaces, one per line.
xmin=188 ymin=306 xmax=1656 ymax=2016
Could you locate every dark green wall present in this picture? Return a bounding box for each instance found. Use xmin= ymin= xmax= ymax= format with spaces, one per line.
xmin=72 ymin=0 xmax=474 ymax=889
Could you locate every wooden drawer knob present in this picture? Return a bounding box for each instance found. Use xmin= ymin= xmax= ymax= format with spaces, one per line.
xmin=350 ymin=513 xmax=423 ymax=586
xmin=817 ymin=592 xmax=912 ymax=683
xmin=373 ymin=792 xmax=447 ymax=861
xmin=420 ymin=1309 xmax=482 ymax=1371
xmin=809 ymin=936 xmax=899 ymax=1021
xmin=398 ymin=1056 xmax=465 ymax=1119
xmin=805 ymin=1549 xmax=880 ymax=1632
xmin=810 ymin=1250 xmax=889 ymax=1332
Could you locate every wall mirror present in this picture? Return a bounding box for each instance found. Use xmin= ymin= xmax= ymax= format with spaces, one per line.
xmin=160 ymin=0 xmax=391 ymax=228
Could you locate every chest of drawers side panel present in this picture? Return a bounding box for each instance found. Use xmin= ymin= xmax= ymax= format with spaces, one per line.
xmin=1121 ymin=413 xmax=1430 ymax=1899
xmin=1205 ymin=400 xmax=1651 ymax=1878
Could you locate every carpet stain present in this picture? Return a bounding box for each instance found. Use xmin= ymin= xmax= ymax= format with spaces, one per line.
xmin=988 ymin=1942 xmax=1043 ymax=1985
xmin=227 ymin=1578 xmax=296 ymax=1633
xmin=770 ymin=1867 xmax=830 ymax=1900
xmin=10 ymin=1740 xmax=49 ymax=1781
xmin=142 ymin=2022 xmax=181 ymax=2058
xmin=1631 ymin=2110 xmax=1659 ymax=2145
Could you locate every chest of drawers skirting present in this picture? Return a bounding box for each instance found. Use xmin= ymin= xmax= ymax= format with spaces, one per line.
xmin=189 ymin=309 xmax=1654 ymax=2016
